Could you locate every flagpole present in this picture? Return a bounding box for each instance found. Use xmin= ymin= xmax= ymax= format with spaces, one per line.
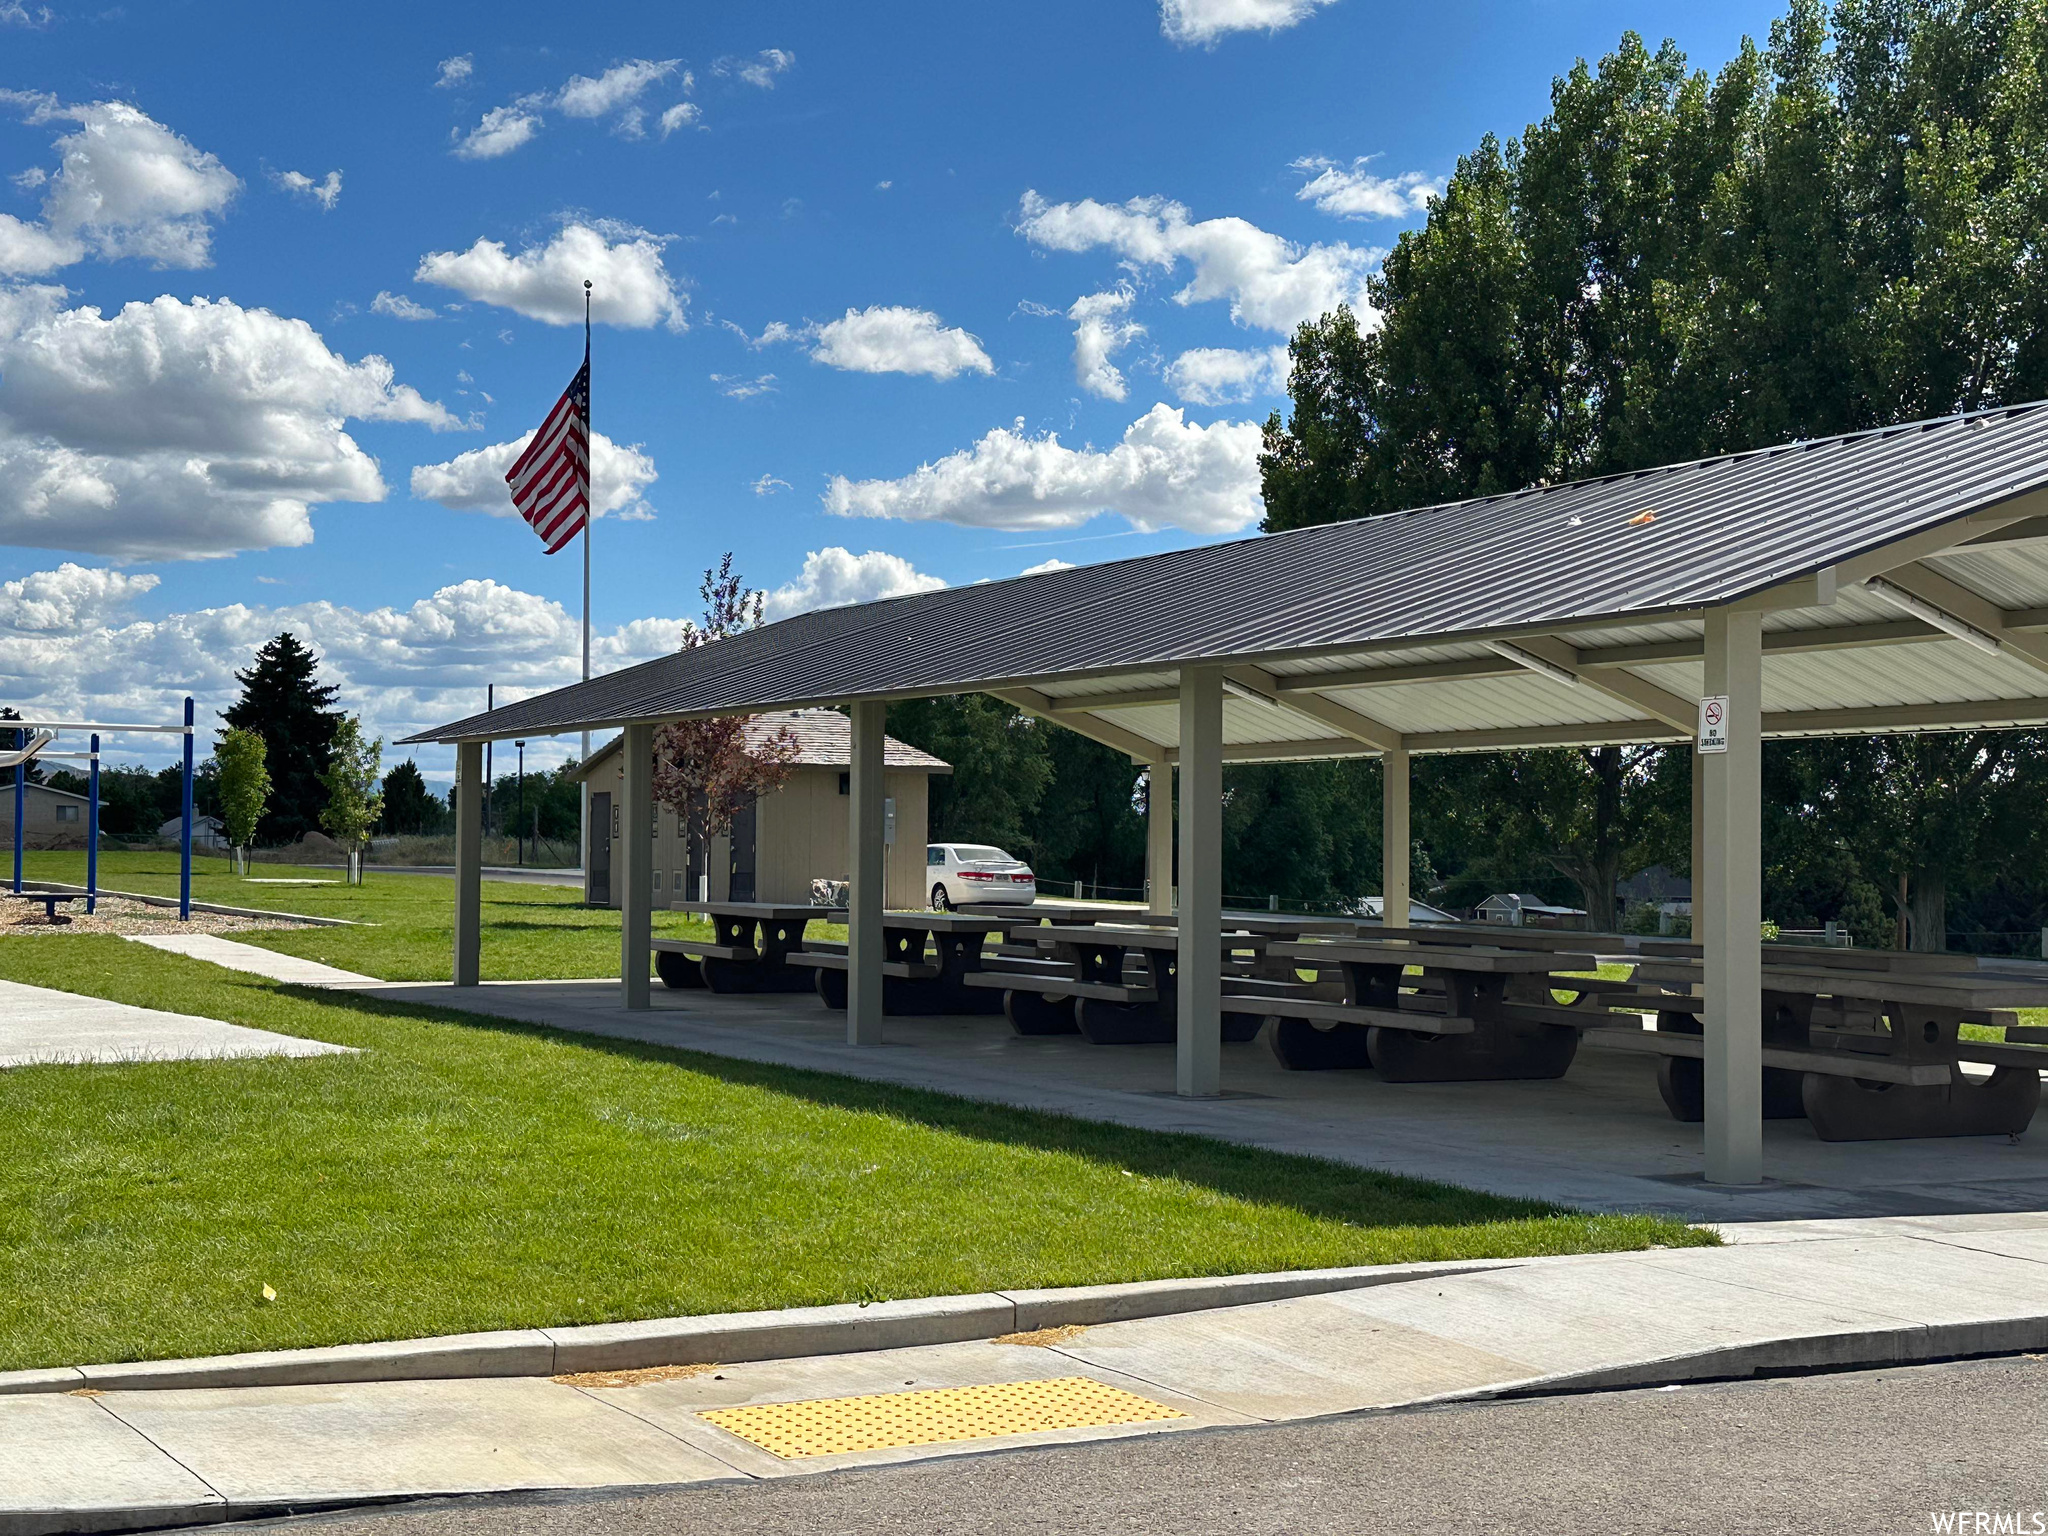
xmin=579 ymin=279 xmax=593 ymax=895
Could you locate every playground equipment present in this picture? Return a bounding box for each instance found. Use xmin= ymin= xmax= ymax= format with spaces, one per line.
xmin=7 ymin=698 xmax=196 ymax=920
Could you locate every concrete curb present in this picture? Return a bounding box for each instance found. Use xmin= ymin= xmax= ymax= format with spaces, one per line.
xmin=1471 ymin=1311 xmax=2048 ymax=1401
xmin=0 ymin=1259 xmax=1524 ymax=1397
xmin=23 ymin=881 xmax=356 ymax=927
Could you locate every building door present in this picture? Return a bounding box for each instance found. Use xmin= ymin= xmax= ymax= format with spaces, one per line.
xmin=684 ymin=794 xmax=707 ymax=903
xmin=729 ymin=796 xmax=757 ymax=902
xmin=588 ymin=793 xmax=611 ymax=906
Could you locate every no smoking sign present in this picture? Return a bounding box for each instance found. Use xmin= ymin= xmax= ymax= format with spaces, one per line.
xmin=1698 ymin=695 xmax=1730 ymax=753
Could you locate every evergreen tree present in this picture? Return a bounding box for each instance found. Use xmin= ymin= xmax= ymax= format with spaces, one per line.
xmin=221 ymin=633 xmax=342 ymax=844
xmin=380 ymin=759 xmax=439 ymax=835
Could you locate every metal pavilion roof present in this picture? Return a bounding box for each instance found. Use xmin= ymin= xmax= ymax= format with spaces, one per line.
xmin=404 ymin=403 xmax=2048 ymax=758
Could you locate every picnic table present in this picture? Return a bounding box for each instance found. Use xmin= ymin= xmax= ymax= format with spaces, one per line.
xmin=1564 ymin=952 xmax=2048 ymax=1140
xmin=1260 ymin=938 xmax=1598 ymax=1080
xmin=654 ymin=902 xmax=844 ymax=993
xmin=790 ymin=911 xmax=1017 ymax=1016
xmin=968 ymin=922 xmax=1284 ymax=1044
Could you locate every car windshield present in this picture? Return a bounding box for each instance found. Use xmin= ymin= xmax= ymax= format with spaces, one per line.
xmin=953 ymin=846 xmax=1014 ymax=863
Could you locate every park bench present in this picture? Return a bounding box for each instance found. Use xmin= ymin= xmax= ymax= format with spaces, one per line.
xmin=655 ymin=902 xmax=843 ymax=992
xmin=7 ymin=892 xmax=79 ymax=925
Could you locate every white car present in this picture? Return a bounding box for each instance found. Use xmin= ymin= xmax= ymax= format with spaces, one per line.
xmin=928 ymin=843 xmax=1036 ymax=909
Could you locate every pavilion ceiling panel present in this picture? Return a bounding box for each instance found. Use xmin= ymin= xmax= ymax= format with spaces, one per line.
xmin=1753 ymin=644 xmax=2048 ymax=714
xmin=1037 ymin=670 xmax=1178 ymax=704
xmin=1319 ymin=675 xmax=1647 ymax=734
xmin=1924 ymin=541 xmax=2048 ymax=612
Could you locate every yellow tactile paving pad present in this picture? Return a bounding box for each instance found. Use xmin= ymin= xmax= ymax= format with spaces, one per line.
xmin=699 ymin=1375 xmax=1186 ymax=1458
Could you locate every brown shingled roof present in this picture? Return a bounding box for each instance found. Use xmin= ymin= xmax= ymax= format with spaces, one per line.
xmin=570 ymin=708 xmax=949 ymax=779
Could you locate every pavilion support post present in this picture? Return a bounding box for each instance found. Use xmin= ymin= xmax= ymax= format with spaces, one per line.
xmin=848 ymin=700 xmax=887 ymax=1046
xmin=1691 ymin=744 xmax=1706 ymax=938
xmin=1146 ymin=758 xmax=1174 ymax=916
xmin=1702 ymin=608 xmax=1764 ymax=1185
xmin=1382 ymin=746 xmax=1410 ymax=928
xmin=453 ymin=741 xmax=483 ymax=987
xmin=620 ymin=723 xmax=653 ymax=1011
xmin=1177 ymin=666 xmax=1224 ymax=1097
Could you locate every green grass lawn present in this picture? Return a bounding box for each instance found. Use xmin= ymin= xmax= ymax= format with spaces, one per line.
xmin=17 ymin=849 xmax=728 ymax=982
xmin=0 ymin=936 xmax=1711 ymax=1372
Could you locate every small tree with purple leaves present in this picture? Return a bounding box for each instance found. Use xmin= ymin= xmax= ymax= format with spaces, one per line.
xmin=651 ymin=555 xmax=802 ymax=892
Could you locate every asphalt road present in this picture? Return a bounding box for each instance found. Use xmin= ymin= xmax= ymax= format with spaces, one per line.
xmin=259 ymin=1356 xmax=2048 ymax=1536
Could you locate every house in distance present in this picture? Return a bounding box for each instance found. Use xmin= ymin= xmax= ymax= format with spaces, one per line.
xmin=571 ymin=709 xmax=950 ymax=910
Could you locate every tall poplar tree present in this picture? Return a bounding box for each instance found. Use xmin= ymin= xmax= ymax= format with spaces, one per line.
xmin=1258 ymin=0 xmax=2048 ymax=945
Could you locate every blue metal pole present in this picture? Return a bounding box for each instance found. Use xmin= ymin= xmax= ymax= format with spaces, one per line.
xmin=10 ymin=725 xmax=22 ymax=894
xmin=180 ymin=696 xmax=194 ymax=922
xmin=87 ymin=733 xmax=99 ymax=915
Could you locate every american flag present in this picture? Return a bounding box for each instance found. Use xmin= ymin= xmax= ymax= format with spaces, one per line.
xmin=504 ymin=355 xmax=590 ymax=554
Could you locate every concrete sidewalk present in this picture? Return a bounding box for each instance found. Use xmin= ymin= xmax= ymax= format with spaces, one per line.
xmin=126 ymin=934 xmax=376 ymax=988
xmin=8 ymin=1214 xmax=2048 ymax=1534
xmin=0 ymin=978 xmax=354 ymax=1069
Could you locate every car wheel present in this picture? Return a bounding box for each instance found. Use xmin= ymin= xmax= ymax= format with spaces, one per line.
xmin=931 ymin=883 xmax=952 ymax=911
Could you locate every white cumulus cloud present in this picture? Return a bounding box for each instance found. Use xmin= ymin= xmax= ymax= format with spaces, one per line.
xmin=1165 ymin=344 xmax=1290 ymax=405
xmin=415 ymin=221 xmax=687 ymax=330
xmin=1291 ymin=156 xmax=1440 ymax=219
xmin=0 ymin=563 xmax=159 ymax=631
xmin=763 ymin=547 xmax=946 ymax=621
xmin=273 ymin=168 xmax=342 ymax=210
xmin=1160 ymin=0 xmax=1340 ymax=44
xmin=0 ymin=212 xmax=78 ymax=275
xmin=0 ymin=95 xmax=240 ymax=270
xmin=716 ymin=49 xmax=795 ymax=89
xmin=453 ymin=104 xmax=541 ymax=160
xmin=0 ymin=567 xmax=691 ymax=771
xmin=370 ymin=290 xmax=437 ymax=321
xmin=751 ymin=473 xmax=790 ymax=496
xmin=0 ymin=286 xmax=458 ymax=560
xmin=410 ymin=429 xmax=658 ymax=521
xmin=823 ymin=403 xmax=1262 ymax=534
xmin=1018 ymin=190 xmax=1379 ymax=334
xmin=434 ymin=54 xmax=473 ymax=89
xmin=454 ymin=58 xmax=683 ymax=157
xmin=1068 ymin=286 xmax=1144 ymax=401
xmin=556 ymin=59 xmax=679 ymax=118
xmin=809 ymin=306 xmax=992 ymax=380
xmin=659 ymin=102 xmax=702 ymax=137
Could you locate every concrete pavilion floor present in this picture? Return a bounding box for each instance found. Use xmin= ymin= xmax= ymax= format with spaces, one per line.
xmin=350 ymin=978 xmax=2048 ymax=1225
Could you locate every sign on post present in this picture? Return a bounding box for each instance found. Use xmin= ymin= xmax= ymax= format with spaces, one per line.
xmin=1698 ymin=695 xmax=1729 ymax=754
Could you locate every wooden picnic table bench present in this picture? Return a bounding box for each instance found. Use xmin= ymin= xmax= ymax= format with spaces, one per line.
xmin=655 ymin=902 xmax=844 ymax=992
xmin=790 ymin=911 xmax=1016 ymax=1016
xmin=968 ymin=922 xmax=1279 ymax=1044
xmin=1556 ymin=960 xmax=2048 ymax=1140
xmin=1258 ymin=938 xmax=1598 ymax=1079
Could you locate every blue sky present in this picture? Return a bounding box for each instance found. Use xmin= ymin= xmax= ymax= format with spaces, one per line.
xmin=0 ymin=0 xmax=1782 ymax=777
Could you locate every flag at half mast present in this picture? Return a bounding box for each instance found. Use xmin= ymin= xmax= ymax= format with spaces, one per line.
xmin=505 ymin=351 xmax=590 ymax=554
